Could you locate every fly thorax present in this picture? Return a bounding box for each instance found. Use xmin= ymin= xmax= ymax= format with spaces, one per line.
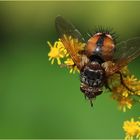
xmin=80 ymin=61 xmax=105 ymax=87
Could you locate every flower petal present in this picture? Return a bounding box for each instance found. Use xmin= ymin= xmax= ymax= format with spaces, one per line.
xmin=57 ymin=58 xmax=61 ymax=65
xmin=51 ymin=59 xmax=54 ymax=64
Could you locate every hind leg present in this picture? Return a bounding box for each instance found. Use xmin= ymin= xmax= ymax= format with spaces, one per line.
xmin=117 ymin=72 xmax=134 ymax=93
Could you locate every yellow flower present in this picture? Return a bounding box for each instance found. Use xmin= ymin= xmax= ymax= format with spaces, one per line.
xmin=123 ymin=118 xmax=140 ymax=140
xmin=118 ymin=97 xmax=132 ymax=112
xmin=48 ymin=36 xmax=85 ymax=74
xmin=48 ymin=40 xmax=66 ymax=65
xmin=109 ymin=66 xmax=140 ymax=111
xmin=123 ymin=75 xmax=140 ymax=93
xmin=64 ymin=58 xmax=74 ymax=66
xmin=63 ymin=35 xmax=85 ymax=53
xmin=121 ymin=66 xmax=130 ymax=76
xmin=64 ymin=58 xmax=79 ymax=74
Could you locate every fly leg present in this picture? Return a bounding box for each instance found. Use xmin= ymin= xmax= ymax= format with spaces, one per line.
xmin=117 ymin=72 xmax=134 ymax=92
xmin=105 ymin=82 xmax=112 ymax=92
xmin=90 ymin=100 xmax=93 ymax=107
xmin=84 ymin=94 xmax=87 ymax=100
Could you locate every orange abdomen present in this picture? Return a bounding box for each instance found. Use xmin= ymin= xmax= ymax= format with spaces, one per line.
xmin=86 ymin=33 xmax=115 ymax=61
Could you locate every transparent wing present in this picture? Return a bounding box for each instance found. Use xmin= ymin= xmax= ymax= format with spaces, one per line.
xmin=109 ymin=37 xmax=140 ymax=74
xmin=114 ymin=37 xmax=140 ymax=63
xmin=55 ymin=16 xmax=87 ymax=70
xmin=55 ymin=16 xmax=85 ymax=42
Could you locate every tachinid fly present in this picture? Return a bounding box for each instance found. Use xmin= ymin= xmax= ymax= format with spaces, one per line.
xmin=55 ymin=16 xmax=140 ymax=106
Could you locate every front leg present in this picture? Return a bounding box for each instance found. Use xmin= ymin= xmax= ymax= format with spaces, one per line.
xmin=79 ymin=54 xmax=89 ymax=69
xmin=101 ymin=61 xmax=116 ymax=76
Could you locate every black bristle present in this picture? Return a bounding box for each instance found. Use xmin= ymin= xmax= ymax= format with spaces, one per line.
xmin=86 ymin=29 xmax=93 ymax=38
xmin=87 ymin=25 xmax=119 ymax=44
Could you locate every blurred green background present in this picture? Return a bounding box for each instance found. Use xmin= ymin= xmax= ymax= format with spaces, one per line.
xmin=0 ymin=1 xmax=140 ymax=139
